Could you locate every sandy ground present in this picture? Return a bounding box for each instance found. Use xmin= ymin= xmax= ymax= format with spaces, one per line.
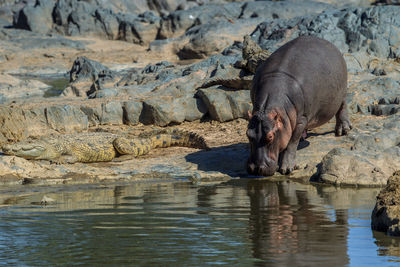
xmin=0 ymin=37 xmax=192 ymax=74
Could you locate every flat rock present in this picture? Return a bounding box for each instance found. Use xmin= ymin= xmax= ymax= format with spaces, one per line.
xmin=0 ymin=73 xmax=51 ymax=103
xmin=317 ymin=115 xmax=400 ymax=186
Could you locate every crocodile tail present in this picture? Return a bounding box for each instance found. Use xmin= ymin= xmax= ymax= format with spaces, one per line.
xmin=149 ymin=129 xmax=210 ymax=150
xmin=114 ymin=129 xmax=210 ymax=157
xmin=113 ymin=137 xmax=153 ymax=156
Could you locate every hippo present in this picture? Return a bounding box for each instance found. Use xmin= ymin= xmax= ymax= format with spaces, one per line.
xmin=246 ymin=35 xmax=351 ymax=176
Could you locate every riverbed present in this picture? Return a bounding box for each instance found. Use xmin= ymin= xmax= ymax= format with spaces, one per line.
xmin=0 ymin=178 xmax=398 ymax=266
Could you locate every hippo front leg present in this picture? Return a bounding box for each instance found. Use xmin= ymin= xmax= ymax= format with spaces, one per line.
xmin=279 ymin=117 xmax=307 ymax=175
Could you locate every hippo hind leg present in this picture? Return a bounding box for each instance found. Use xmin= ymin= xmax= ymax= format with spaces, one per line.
xmin=335 ymin=101 xmax=352 ymax=136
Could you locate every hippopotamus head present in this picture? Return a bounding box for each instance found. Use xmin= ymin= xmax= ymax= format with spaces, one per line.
xmin=246 ymin=109 xmax=292 ymax=176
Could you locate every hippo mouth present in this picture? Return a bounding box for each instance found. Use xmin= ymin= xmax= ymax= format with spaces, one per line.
xmin=247 ymin=158 xmax=278 ymax=176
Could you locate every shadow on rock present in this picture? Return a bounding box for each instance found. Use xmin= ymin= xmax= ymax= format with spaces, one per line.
xmin=185 ymin=143 xmax=249 ymax=177
xmin=186 ymin=140 xmax=311 ymax=178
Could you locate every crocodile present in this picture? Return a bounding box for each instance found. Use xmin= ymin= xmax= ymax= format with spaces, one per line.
xmin=1 ymin=129 xmax=209 ymax=163
xmin=199 ymin=35 xmax=271 ymax=90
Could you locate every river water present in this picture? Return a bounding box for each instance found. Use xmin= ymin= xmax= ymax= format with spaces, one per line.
xmin=0 ymin=179 xmax=399 ymax=266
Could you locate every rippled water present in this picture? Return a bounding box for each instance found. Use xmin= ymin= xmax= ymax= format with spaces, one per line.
xmin=0 ymin=179 xmax=399 ymax=266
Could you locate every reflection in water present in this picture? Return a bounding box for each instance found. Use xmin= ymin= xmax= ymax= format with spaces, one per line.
xmin=247 ymin=181 xmax=348 ymax=266
xmin=0 ymin=180 xmax=398 ymax=266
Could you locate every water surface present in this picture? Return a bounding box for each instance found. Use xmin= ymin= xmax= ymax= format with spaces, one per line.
xmin=0 ymin=179 xmax=399 ymax=266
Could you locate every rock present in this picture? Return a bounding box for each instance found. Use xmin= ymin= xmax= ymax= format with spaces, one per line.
xmin=196 ymin=88 xmax=252 ymax=122
xmin=117 ymin=11 xmax=160 ymax=45
xmin=140 ymin=95 xmax=205 ymax=126
xmin=347 ymin=77 xmax=400 ymax=115
xmin=370 ymin=104 xmax=400 ymax=116
xmin=14 ymin=0 xmax=162 ymax=44
xmin=0 ymin=73 xmax=51 ymax=103
xmin=100 ymin=101 xmax=123 ymax=125
xmin=64 ymin=56 xmax=117 ymax=97
xmin=0 ymin=107 xmax=28 ymax=144
xmin=155 ymin=0 xmax=333 ymax=59
xmin=158 ymin=3 xmax=241 ymax=39
xmin=122 ymin=101 xmax=143 ymax=125
xmin=45 ymin=105 xmax=89 ymax=132
xmin=252 ymin=6 xmax=400 ymax=60
xmin=239 ymin=1 xmax=332 ymax=20
xmin=13 ymin=0 xmax=54 ymax=34
xmin=371 ymin=171 xmax=400 ymax=236
xmin=80 ymin=101 xmax=123 ymax=126
xmin=147 ymin=0 xmax=186 ymax=15
xmin=176 ymin=20 xmax=252 ymax=60
xmin=317 ymin=115 xmax=400 ymax=186
xmin=373 ymin=0 xmax=400 ymax=5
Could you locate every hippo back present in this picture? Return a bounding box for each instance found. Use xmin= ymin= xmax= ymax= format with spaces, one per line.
xmin=252 ymin=35 xmax=347 ymax=127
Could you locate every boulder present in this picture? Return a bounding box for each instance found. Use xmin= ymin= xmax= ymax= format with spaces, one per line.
xmin=371 ymin=171 xmax=400 ymax=236
xmin=196 ymin=88 xmax=251 ymax=122
xmin=318 ymin=115 xmax=400 ymax=186
xmin=63 ymin=56 xmax=117 ymax=97
xmin=140 ymin=95 xmax=205 ymax=126
xmin=117 ymin=11 xmax=160 ymax=45
xmin=122 ymin=101 xmax=143 ymax=125
xmin=252 ymin=6 xmax=400 ymax=60
xmin=13 ymin=0 xmax=54 ymax=34
xmin=80 ymin=101 xmax=123 ymax=126
xmin=45 ymin=105 xmax=89 ymax=132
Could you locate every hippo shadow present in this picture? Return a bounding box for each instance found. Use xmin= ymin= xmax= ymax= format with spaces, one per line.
xmin=185 ymin=140 xmax=310 ymax=177
xmin=185 ymin=143 xmax=249 ymax=177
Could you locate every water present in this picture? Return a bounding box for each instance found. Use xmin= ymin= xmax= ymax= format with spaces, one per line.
xmin=0 ymin=179 xmax=399 ymax=266
xmin=42 ymin=77 xmax=69 ymax=97
xmin=12 ymin=74 xmax=69 ymax=97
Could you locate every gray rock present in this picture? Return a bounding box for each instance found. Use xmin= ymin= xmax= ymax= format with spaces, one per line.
xmin=14 ymin=0 xmax=162 ymax=44
xmin=158 ymin=2 xmax=243 ymax=39
xmin=370 ymin=104 xmax=400 ymax=116
xmin=13 ymin=0 xmax=53 ymax=34
xmin=80 ymin=101 xmax=123 ymax=126
xmin=122 ymin=101 xmax=143 ymax=125
xmin=196 ymin=88 xmax=251 ymax=122
xmin=80 ymin=105 xmax=101 ymax=126
xmin=348 ymin=77 xmax=400 ymax=115
xmin=239 ymin=1 xmax=332 ymax=20
xmin=45 ymin=105 xmax=89 ymax=132
xmin=252 ymin=6 xmax=400 ymax=59
xmin=318 ymin=115 xmax=400 ymax=186
xmin=140 ymin=95 xmax=204 ymax=126
xmin=156 ymin=0 xmax=333 ymax=59
xmin=177 ymin=19 xmax=259 ymax=60
xmin=117 ymin=11 xmax=160 ymax=45
xmin=100 ymin=101 xmax=123 ymax=125
xmin=64 ymin=56 xmax=117 ymax=97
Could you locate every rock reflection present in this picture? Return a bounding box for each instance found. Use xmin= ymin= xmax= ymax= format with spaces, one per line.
xmin=373 ymin=230 xmax=400 ymax=258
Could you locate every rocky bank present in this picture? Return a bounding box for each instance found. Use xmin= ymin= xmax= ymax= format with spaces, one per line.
xmin=0 ymin=0 xmax=399 ymax=187
xmin=372 ymin=171 xmax=400 ymax=236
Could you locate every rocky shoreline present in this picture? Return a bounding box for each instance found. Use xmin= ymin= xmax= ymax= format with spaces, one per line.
xmin=0 ymin=0 xmax=399 ymax=189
